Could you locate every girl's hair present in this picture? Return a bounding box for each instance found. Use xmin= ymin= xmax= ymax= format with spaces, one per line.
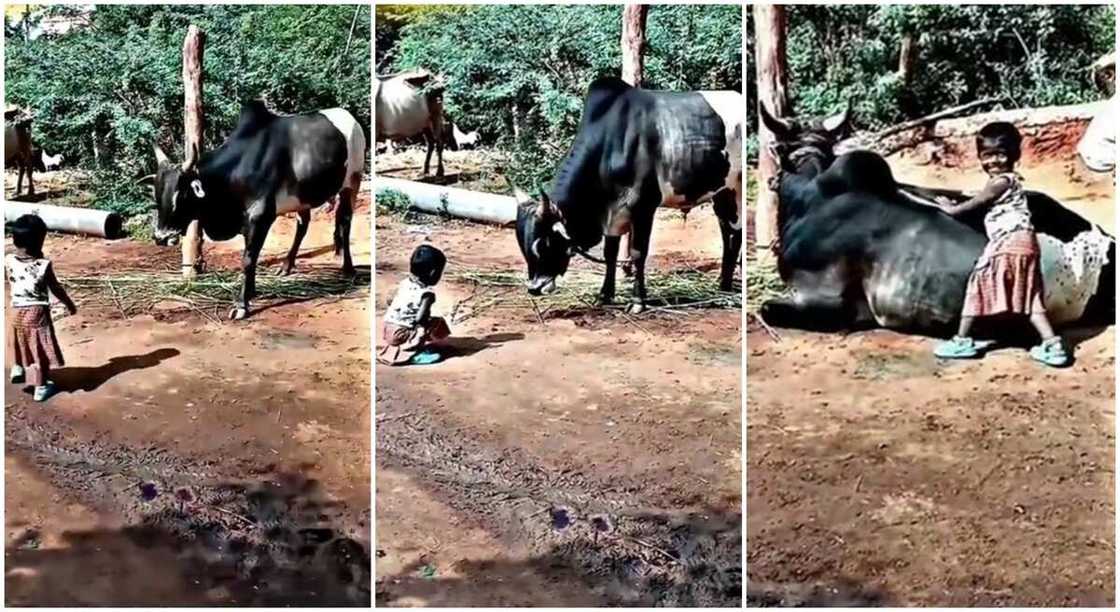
xmin=410 ymin=244 xmax=446 ymax=284
xmin=10 ymin=214 xmax=48 ymax=256
xmin=976 ymin=122 xmax=1023 ymax=163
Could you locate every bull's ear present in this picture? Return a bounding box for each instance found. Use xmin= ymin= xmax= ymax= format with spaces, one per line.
xmin=153 ymin=144 xmax=171 ymax=167
xmin=821 ymin=102 xmax=851 ymax=138
xmin=759 ymin=101 xmax=792 ymax=139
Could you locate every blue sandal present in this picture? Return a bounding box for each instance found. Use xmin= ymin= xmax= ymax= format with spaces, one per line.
xmin=934 ymin=336 xmax=980 ymax=359
xmin=409 ymin=349 xmax=443 ymax=366
xmin=1029 ymin=337 xmax=1070 ymax=367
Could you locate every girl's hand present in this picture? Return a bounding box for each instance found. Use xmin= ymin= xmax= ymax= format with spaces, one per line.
xmin=934 ymin=196 xmax=954 ymax=207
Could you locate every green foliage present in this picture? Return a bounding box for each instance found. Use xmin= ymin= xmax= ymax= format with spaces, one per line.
xmin=375 ymin=188 xmax=411 ymax=216
xmin=5 ymin=5 xmax=370 ymax=217
xmin=786 ymin=5 xmax=1115 ymax=130
xmin=385 ymin=4 xmax=741 ymax=190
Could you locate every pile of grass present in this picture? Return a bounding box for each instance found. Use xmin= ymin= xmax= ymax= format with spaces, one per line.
xmin=449 ymin=267 xmax=740 ymax=321
xmin=69 ymin=269 xmax=368 ymax=320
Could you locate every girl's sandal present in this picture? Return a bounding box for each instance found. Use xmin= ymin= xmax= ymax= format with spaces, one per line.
xmin=1030 ymin=338 xmax=1071 ymax=367
xmin=409 ymin=349 xmax=443 ymax=366
xmin=33 ymin=382 xmax=57 ymax=402
xmin=934 ymin=336 xmax=980 ymax=359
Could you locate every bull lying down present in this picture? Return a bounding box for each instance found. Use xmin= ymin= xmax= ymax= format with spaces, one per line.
xmin=515 ymin=77 xmax=744 ymax=314
xmin=147 ymin=101 xmax=365 ymax=320
xmin=759 ymin=103 xmax=1114 ymax=364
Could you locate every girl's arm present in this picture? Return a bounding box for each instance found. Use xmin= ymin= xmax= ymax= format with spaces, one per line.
xmin=936 ymin=176 xmax=1011 ymax=217
xmin=415 ymin=293 xmax=435 ymax=326
xmin=45 ymin=264 xmax=77 ymax=314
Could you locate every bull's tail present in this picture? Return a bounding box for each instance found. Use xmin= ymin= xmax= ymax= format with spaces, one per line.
xmin=333 ymin=174 xmax=359 ymax=256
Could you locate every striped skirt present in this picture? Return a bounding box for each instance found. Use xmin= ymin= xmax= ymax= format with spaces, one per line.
xmin=9 ymin=305 xmax=64 ymax=386
xmin=963 ymin=230 xmax=1046 ymax=317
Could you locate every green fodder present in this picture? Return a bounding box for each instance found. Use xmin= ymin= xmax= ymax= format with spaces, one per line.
xmin=68 ymin=269 xmax=369 ymax=319
xmin=448 ymin=267 xmax=740 ymax=321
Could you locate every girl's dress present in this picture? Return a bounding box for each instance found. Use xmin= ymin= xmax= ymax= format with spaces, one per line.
xmin=962 ymin=173 xmax=1045 ymax=317
xmin=6 ymin=254 xmax=65 ymax=386
xmin=382 ymin=275 xmax=450 ymax=348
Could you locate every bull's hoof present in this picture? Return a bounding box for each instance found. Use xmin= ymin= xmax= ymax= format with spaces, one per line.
xmin=229 ymin=307 xmax=249 ymax=321
xmin=341 ymin=264 xmax=356 ymax=277
xmin=621 ymin=262 xmax=634 ymax=278
xmin=595 ymin=293 xmax=615 ymax=306
xmin=278 ymin=263 xmax=295 ymax=276
xmin=627 ymin=302 xmax=646 ymax=315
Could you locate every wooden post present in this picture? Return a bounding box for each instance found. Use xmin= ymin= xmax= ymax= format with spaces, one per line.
xmin=621 ymin=4 xmax=648 ymax=87
xmin=181 ymin=24 xmax=205 ymax=279
xmin=753 ymin=4 xmax=789 ymax=253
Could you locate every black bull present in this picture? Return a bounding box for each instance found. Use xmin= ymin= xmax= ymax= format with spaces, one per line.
xmin=759 ymin=104 xmax=1115 ymax=335
xmin=147 ymin=101 xmax=365 ymax=320
xmin=515 ymin=77 xmax=744 ymax=313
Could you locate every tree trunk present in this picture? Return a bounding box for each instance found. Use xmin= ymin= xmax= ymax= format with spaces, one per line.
xmin=898 ymin=34 xmax=916 ymax=84
xmin=621 ymin=4 xmax=649 ymax=87
xmin=754 ymin=4 xmax=789 ymax=252
xmin=181 ymin=25 xmax=205 ymax=279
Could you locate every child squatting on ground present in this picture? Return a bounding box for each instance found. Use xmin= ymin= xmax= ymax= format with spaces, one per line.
xmin=378 ymin=244 xmax=451 ymax=366
xmin=933 ymin=122 xmax=1070 ymax=367
xmin=6 ymin=214 xmax=78 ymax=401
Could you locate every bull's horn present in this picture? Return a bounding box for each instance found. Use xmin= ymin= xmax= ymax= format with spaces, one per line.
xmin=551 ymin=221 xmax=570 ymax=241
xmin=758 ymin=101 xmax=792 ymax=138
xmin=513 ymin=188 xmax=533 ymax=206
xmin=153 ymin=144 xmax=171 ymax=167
xmin=181 ymin=141 xmax=200 ymax=172
xmin=137 ymin=173 xmax=156 ymax=185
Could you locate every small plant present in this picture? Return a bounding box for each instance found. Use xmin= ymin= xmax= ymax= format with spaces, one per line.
xmin=375 ymin=188 xmax=411 ymax=217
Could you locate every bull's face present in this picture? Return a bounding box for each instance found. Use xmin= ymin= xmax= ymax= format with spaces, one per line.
xmin=515 ymin=189 xmax=572 ymax=295
xmin=149 ymin=144 xmax=206 ymax=246
xmin=759 ymin=102 xmax=851 ymax=176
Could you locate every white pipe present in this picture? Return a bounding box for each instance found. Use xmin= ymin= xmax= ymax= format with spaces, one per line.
xmin=375 ymin=177 xmax=517 ymax=225
xmin=5 ymin=202 xmax=123 ymax=238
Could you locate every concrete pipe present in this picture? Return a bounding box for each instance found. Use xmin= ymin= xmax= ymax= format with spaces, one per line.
xmin=5 ymin=202 xmax=123 ymax=238
xmin=375 ymin=177 xmax=518 ymax=226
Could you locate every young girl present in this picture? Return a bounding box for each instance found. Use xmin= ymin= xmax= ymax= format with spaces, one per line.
xmin=377 ymin=244 xmax=451 ymax=366
xmin=6 ymin=214 xmax=77 ymax=400
xmin=934 ymin=122 xmax=1068 ymax=366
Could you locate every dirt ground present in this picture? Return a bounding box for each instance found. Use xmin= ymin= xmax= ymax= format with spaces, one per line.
xmin=374 ymin=150 xmax=743 ymax=606
xmin=3 ymin=178 xmax=372 ymax=605
xmin=747 ymin=150 xmax=1116 ymax=605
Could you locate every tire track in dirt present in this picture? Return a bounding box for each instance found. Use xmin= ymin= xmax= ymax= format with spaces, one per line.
xmin=376 ymin=388 xmax=741 ymax=607
xmin=6 ymin=405 xmax=371 ymax=606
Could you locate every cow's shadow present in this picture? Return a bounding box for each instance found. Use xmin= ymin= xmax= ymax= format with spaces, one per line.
xmin=5 ymin=189 xmax=67 ymax=203
xmin=439 ymin=332 xmax=523 ymax=360
xmin=50 ymin=348 xmax=180 ymax=393
xmin=252 ymin=265 xmax=372 ymax=316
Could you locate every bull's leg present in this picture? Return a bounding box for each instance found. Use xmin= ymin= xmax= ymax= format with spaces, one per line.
xmin=422 ymin=129 xmax=435 ymax=176
xmin=231 ymin=206 xmax=276 ymax=321
xmin=15 ymin=163 xmax=24 ymax=196
xmin=621 ymin=233 xmax=634 ymax=278
xmin=759 ymin=294 xmax=853 ymax=332
xmin=713 ymin=188 xmax=742 ymax=292
xmin=596 ymin=235 xmax=621 ymax=306
xmin=26 ymin=160 xmax=33 ymax=195
xmin=334 ymin=185 xmax=356 ymax=276
xmin=627 ymin=210 xmax=655 ymax=314
xmin=279 ymin=210 xmax=311 ymax=276
xmin=434 ymin=127 xmax=445 ymax=178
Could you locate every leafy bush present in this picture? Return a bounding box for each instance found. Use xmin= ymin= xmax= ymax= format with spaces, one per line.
xmin=385 ymin=4 xmax=741 ymax=190
xmin=5 ymin=5 xmax=370 ymax=218
xmin=785 ymin=5 xmax=1115 ymax=130
xmin=375 ymin=188 xmax=411 ymax=216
